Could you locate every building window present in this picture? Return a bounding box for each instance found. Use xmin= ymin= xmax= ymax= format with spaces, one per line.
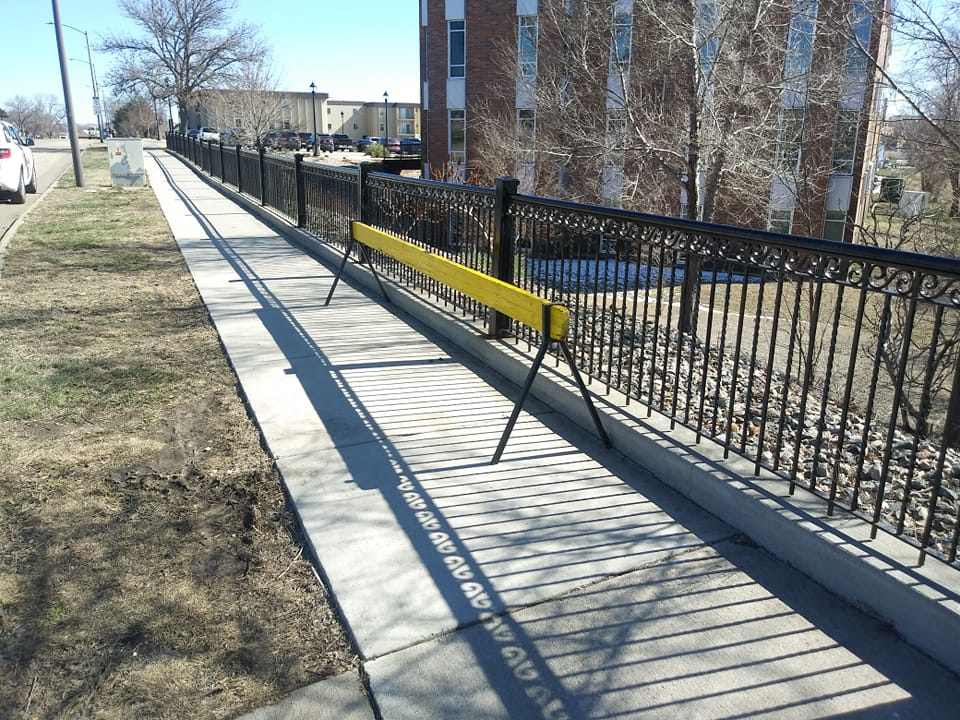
xmin=777 ymin=107 xmax=805 ymax=173
xmin=832 ymin=110 xmax=859 ymax=174
xmin=518 ymin=109 xmax=535 ymax=163
xmin=768 ymin=209 xmax=794 ymax=234
xmin=612 ymin=11 xmax=632 ymax=66
xmin=519 ymin=15 xmax=538 ymax=80
xmin=399 ymin=107 xmax=415 ymax=120
xmin=449 ymin=20 xmax=465 ymax=78
xmin=606 ymin=107 xmax=628 ymax=150
xmin=782 ymin=0 xmax=818 ymax=106
xmin=449 ymin=109 xmax=465 ymax=162
xmin=823 ymin=210 xmax=847 ymax=241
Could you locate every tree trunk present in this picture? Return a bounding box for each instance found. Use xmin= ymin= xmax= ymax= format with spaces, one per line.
xmin=951 ymin=167 xmax=960 ymax=219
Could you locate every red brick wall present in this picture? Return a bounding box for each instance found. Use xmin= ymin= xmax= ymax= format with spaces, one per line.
xmin=422 ymin=1 xmax=516 ymax=179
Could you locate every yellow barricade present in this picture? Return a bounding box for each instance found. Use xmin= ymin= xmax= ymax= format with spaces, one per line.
xmin=351 ymin=222 xmax=569 ymax=340
xmin=327 ymin=221 xmax=610 ymax=463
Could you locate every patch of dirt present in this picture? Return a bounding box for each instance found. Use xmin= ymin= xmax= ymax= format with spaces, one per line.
xmin=0 ymin=151 xmax=358 ymax=719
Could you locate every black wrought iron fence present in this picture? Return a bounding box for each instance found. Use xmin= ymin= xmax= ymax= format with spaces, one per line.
xmin=302 ymin=162 xmax=358 ymax=246
xmin=165 ymin=132 xmax=960 ymax=569
xmin=222 ymin=146 xmax=239 ymax=187
xmin=363 ymin=171 xmax=498 ymax=326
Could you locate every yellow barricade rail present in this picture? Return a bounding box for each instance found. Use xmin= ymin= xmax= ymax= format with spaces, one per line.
xmin=328 ymin=221 xmax=610 ymax=463
xmin=352 ymin=222 xmax=569 ymax=340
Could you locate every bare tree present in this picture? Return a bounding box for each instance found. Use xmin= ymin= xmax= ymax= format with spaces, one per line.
xmin=220 ymin=58 xmax=285 ymax=146
xmin=112 ymin=96 xmax=157 ymax=137
xmin=3 ymin=94 xmax=65 ymax=138
xmin=100 ymin=0 xmax=264 ymax=129
xmin=840 ymin=1 xmax=960 ymax=215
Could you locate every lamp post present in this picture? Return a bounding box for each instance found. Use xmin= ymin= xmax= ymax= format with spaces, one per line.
xmin=309 ymin=82 xmax=318 ymax=157
xmin=340 ymin=111 xmax=344 ymax=134
xmin=167 ymin=97 xmax=174 ymax=131
xmin=51 ymin=0 xmax=83 ymax=185
xmin=383 ymin=91 xmax=390 ymax=155
xmin=54 ymin=20 xmax=103 ymax=142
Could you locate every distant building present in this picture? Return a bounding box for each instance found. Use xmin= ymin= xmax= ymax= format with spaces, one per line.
xmin=191 ymin=91 xmax=420 ymax=143
xmin=419 ymin=0 xmax=892 ymax=241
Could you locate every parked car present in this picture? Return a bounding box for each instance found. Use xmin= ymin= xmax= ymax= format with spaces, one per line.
xmin=221 ymin=128 xmax=252 ymax=146
xmin=317 ymin=134 xmax=334 ymax=152
xmin=399 ymin=137 xmax=421 ymax=155
xmin=355 ymin=136 xmax=381 ymax=151
xmin=297 ymin=132 xmax=315 ymax=150
xmin=0 ymin=120 xmax=37 ymax=204
xmin=384 ymin=137 xmax=401 ymax=154
xmin=187 ymin=127 xmax=219 ymax=141
xmin=271 ymin=131 xmax=302 ymax=150
xmin=332 ymin=133 xmax=353 ymax=150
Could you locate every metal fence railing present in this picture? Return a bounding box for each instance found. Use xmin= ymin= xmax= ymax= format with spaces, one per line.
xmin=167 ymin=133 xmax=960 ymax=570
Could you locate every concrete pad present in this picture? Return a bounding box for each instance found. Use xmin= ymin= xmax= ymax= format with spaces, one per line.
xmin=367 ymin=541 xmax=960 ymax=719
xmin=233 ymin=671 xmax=374 ymax=720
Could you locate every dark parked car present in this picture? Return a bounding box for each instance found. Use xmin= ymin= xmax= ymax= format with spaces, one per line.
xmin=384 ymin=137 xmax=401 ymax=154
xmin=268 ymin=131 xmax=301 ymax=150
xmin=297 ymin=132 xmax=315 ymax=150
xmin=222 ymin=128 xmax=252 ymax=146
xmin=332 ymin=133 xmax=353 ymax=150
xmin=317 ymin=134 xmax=334 ymax=151
xmin=399 ymin=137 xmax=421 ymax=155
xmin=355 ymin=136 xmax=381 ymax=151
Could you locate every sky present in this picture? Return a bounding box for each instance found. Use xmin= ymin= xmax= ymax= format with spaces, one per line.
xmin=1 ymin=0 xmax=421 ymax=126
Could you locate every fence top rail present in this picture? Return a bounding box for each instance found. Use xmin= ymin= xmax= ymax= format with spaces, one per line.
xmin=300 ymin=161 xmax=359 ymax=179
xmin=510 ymin=193 xmax=960 ymax=282
xmin=368 ymin=171 xmax=496 ymax=198
xmin=352 ymin=222 xmax=569 ymax=340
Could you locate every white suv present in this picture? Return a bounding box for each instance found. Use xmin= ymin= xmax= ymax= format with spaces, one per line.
xmin=0 ymin=120 xmax=37 ymax=204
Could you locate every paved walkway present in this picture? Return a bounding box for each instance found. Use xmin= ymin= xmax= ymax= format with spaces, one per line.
xmin=145 ymin=150 xmax=960 ymax=719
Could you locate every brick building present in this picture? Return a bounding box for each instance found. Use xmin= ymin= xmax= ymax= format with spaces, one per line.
xmin=419 ymin=0 xmax=891 ymax=240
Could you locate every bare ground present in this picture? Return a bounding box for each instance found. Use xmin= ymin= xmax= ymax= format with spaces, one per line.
xmin=0 ymin=148 xmax=358 ymax=719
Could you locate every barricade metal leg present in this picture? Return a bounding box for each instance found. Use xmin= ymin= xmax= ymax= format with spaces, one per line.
xmin=324 ymin=239 xmax=390 ymax=306
xmin=492 ymin=304 xmax=611 ymax=464
xmin=492 ymin=340 xmax=552 ymax=464
xmin=558 ymin=340 xmax=612 ymax=449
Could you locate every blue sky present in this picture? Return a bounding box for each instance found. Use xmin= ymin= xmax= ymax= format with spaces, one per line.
xmin=2 ymin=0 xmax=421 ymax=125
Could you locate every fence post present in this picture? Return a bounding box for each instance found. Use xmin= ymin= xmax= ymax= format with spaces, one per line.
xmin=489 ymin=176 xmax=520 ymax=337
xmin=258 ymin=145 xmax=266 ymax=206
xmin=944 ymin=353 xmax=960 ymax=447
xmin=236 ymin=144 xmax=243 ymax=193
xmin=295 ymin=153 xmax=307 ymax=228
xmin=357 ymin=163 xmax=371 ymax=225
xmin=218 ymin=140 xmax=224 ymax=181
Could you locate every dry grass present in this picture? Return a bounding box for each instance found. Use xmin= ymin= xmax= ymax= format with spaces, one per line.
xmin=0 ymin=148 xmax=357 ymax=719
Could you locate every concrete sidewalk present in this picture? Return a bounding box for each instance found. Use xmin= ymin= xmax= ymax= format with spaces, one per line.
xmin=145 ymin=149 xmax=960 ymax=719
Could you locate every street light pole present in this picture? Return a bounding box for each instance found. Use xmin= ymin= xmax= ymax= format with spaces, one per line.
xmin=383 ymin=91 xmax=389 ymax=150
xmin=309 ymin=82 xmax=318 ymax=157
xmin=340 ymin=111 xmax=344 ymax=134
xmin=54 ymin=21 xmax=104 ymax=142
xmin=51 ymin=0 xmax=84 ymax=186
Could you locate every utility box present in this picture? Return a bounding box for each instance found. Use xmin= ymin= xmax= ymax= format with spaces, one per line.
xmin=106 ymin=138 xmax=147 ymax=187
